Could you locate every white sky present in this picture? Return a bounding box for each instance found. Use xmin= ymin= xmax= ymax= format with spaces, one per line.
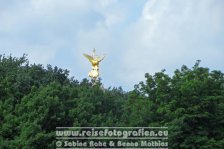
xmin=0 ymin=0 xmax=224 ymax=90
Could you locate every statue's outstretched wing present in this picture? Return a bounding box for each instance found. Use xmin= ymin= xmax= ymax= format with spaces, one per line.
xmin=83 ymin=53 xmax=94 ymax=63
xmin=96 ymin=55 xmax=105 ymax=62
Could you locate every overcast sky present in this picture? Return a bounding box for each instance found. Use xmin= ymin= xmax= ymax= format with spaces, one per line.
xmin=0 ymin=0 xmax=224 ymax=90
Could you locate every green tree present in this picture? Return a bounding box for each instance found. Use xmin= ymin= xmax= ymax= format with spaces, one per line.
xmin=134 ymin=61 xmax=224 ymax=148
xmin=1 ymin=54 xmax=223 ymax=149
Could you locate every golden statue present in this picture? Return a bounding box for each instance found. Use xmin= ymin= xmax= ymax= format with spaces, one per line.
xmin=83 ymin=49 xmax=105 ymax=82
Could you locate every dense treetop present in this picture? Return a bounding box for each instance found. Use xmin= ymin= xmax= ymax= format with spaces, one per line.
xmin=0 ymin=55 xmax=223 ymax=148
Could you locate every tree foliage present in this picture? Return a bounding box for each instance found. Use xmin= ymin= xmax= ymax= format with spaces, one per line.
xmin=0 ymin=55 xmax=223 ymax=148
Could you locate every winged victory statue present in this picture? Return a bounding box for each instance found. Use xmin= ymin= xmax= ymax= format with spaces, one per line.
xmin=83 ymin=49 xmax=105 ymax=83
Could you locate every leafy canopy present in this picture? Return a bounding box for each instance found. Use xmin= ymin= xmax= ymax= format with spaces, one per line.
xmin=0 ymin=55 xmax=223 ymax=149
